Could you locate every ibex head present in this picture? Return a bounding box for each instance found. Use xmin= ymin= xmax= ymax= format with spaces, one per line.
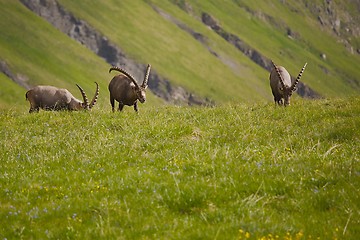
xmin=269 ymin=61 xmax=307 ymax=106
xmin=108 ymin=64 xmax=151 ymax=112
xmin=75 ymin=83 xmax=99 ymax=110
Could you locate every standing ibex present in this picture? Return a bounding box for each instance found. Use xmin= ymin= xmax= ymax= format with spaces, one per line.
xmin=26 ymin=82 xmax=99 ymax=113
xmin=108 ymin=64 xmax=151 ymax=112
xmin=270 ymin=61 xmax=307 ymax=106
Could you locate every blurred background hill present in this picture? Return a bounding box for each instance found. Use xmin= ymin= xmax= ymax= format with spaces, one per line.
xmin=1 ymin=0 xmax=359 ymax=110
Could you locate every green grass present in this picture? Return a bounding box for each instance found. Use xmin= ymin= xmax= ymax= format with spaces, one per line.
xmin=1 ymin=98 xmax=359 ymax=239
xmin=1 ymin=3 xmax=359 ymax=238
xmin=0 ymin=72 xmax=26 ymax=110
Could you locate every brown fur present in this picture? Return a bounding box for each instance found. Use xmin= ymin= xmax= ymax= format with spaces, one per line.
xmin=108 ymin=64 xmax=151 ymax=112
xmin=269 ymin=61 xmax=307 ymax=106
xmin=26 ymin=82 xmax=99 ymax=113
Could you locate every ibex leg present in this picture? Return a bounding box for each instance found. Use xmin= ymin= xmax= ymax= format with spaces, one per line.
xmin=110 ymin=96 xmax=115 ymax=112
xmin=118 ymin=103 xmax=124 ymax=112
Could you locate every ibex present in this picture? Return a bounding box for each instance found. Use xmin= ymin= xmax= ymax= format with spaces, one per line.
xmin=26 ymin=82 xmax=99 ymax=113
xmin=270 ymin=60 xmax=307 ymax=106
xmin=108 ymin=64 xmax=151 ymax=112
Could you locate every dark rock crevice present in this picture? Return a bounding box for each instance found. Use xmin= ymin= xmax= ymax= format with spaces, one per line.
xmin=0 ymin=60 xmax=31 ymax=90
xmin=152 ymin=5 xmax=245 ymax=77
xmin=19 ymin=0 xmax=212 ymax=106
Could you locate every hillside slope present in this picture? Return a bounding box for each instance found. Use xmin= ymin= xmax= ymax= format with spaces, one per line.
xmin=54 ymin=0 xmax=360 ymax=97
xmin=1 ymin=0 xmax=360 ymax=109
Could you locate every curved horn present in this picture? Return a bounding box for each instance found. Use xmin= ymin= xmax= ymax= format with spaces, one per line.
xmin=76 ymin=84 xmax=89 ymax=109
xmin=142 ymin=64 xmax=151 ymax=88
xmin=89 ymin=82 xmax=99 ymax=109
xmin=271 ymin=60 xmax=286 ymax=91
xmin=290 ymin=62 xmax=307 ymax=93
xmin=109 ymin=66 xmax=140 ymax=89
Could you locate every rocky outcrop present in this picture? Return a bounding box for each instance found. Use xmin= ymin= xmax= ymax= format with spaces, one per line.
xmin=303 ymin=0 xmax=360 ymax=54
xmin=0 ymin=61 xmax=31 ymax=90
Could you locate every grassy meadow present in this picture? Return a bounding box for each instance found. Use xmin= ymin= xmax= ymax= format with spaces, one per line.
xmin=1 ymin=1 xmax=360 ymax=239
xmin=1 ymin=98 xmax=359 ymax=239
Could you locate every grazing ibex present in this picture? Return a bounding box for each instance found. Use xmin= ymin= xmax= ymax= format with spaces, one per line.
xmin=270 ymin=61 xmax=307 ymax=106
xmin=108 ymin=64 xmax=151 ymax=112
xmin=26 ymin=82 xmax=99 ymax=113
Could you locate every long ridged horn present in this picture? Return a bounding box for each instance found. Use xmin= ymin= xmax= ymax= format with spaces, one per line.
xmin=76 ymin=84 xmax=89 ymax=109
xmin=142 ymin=64 xmax=151 ymax=88
xmin=271 ymin=60 xmax=286 ymax=91
xmin=89 ymin=82 xmax=99 ymax=109
xmin=290 ymin=62 xmax=307 ymax=93
xmin=109 ymin=66 xmax=140 ymax=89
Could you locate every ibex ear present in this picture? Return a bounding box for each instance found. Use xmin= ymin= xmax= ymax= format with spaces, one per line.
xmin=130 ymin=82 xmax=136 ymax=89
xmin=130 ymin=83 xmax=139 ymax=93
xmin=81 ymin=102 xmax=89 ymax=110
